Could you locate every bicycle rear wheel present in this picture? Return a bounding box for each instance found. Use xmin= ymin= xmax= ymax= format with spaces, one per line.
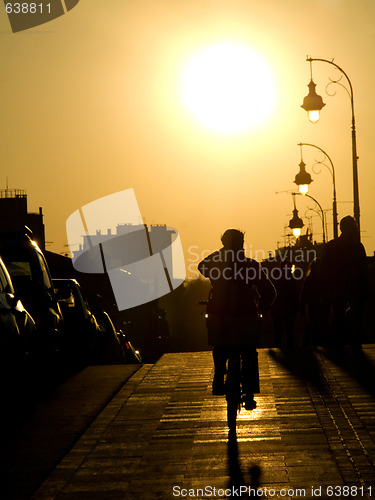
xmin=225 ymin=350 xmax=242 ymax=432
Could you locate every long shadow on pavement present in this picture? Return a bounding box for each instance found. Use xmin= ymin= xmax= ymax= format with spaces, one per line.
xmin=225 ymin=347 xmax=329 ymax=497
xmin=227 ymin=433 xmax=262 ymax=498
xmin=268 ymin=346 xmax=329 ymax=395
xmin=320 ymin=346 xmax=375 ymax=398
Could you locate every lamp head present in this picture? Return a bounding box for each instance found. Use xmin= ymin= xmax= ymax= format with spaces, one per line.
xmin=288 ymin=208 xmax=304 ymax=238
xmin=301 ymin=80 xmax=326 ymax=123
xmin=294 ymin=160 xmax=312 ymax=195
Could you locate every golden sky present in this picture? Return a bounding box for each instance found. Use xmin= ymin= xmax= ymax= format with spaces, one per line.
xmin=1 ymin=0 xmax=375 ymax=277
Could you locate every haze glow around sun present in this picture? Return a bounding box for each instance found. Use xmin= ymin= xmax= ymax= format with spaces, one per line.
xmin=181 ymin=42 xmax=276 ymax=135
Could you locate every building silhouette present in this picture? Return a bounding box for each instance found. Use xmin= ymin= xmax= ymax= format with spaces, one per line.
xmin=0 ymin=188 xmax=45 ymax=250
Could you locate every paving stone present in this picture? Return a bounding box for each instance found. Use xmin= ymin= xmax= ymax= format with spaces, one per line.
xmin=32 ymin=347 xmax=375 ymax=499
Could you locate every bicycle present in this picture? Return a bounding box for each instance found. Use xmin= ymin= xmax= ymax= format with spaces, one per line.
xmin=199 ymin=299 xmax=260 ymax=434
xmin=225 ymin=344 xmax=258 ymax=433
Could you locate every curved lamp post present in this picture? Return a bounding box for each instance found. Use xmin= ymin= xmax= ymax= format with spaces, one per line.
xmin=295 ymin=142 xmax=339 ymax=239
xmin=298 ymin=192 xmax=326 ymax=244
xmin=300 ymin=56 xmax=360 ymax=236
xmin=277 ymin=190 xmax=326 ymax=243
xmin=287 ymin=191 xmax=326 ymax=243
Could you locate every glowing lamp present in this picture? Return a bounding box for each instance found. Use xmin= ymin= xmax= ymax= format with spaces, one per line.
xmin=294 ymin=160 xmax=312 ymax=195
xmin=301 ymin=80 xmax=326 ymax=123
xmin=288 ymin=207 xmax=304 ymax=239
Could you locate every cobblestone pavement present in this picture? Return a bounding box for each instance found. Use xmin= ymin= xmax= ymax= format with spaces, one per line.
xmin=32 ymin=346 xmax=375 ymax=500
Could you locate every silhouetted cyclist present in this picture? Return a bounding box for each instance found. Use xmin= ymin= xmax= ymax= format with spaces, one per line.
xmin=198 ymin=229 xmax=276 ymax=409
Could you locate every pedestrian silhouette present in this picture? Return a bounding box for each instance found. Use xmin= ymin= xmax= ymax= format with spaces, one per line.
xmin=320 ymin=216 xmax=369 ymax=356
xmin=270 ymin=257 xmax=299 ymax=349
xmin=198 ymin=229 xmax=276 ymax=408
xmin=300 ymin=257 xmax=330 ymax=346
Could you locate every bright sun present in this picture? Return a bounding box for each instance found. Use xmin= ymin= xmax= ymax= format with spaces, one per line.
xmin=181 ymin=42 xmax=276 ymax=135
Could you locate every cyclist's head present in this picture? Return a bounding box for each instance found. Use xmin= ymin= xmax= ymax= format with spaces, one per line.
xmin=221 ymin=229 xmax=244 ymax=250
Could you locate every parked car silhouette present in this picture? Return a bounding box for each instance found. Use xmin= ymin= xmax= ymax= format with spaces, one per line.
xmin=0 ymin=256 xmax=37 ymax=417
xmin=91 ymin=307 xmax=142 ymax=364
xmin=117 ymin=327 xmax=142 ymax=364
xmin=53 ymin=278 xmax=101 ymax=366
xmin=0 ymin=230 xmax=64 ymax=361
xmin=0 ymin=256 xmax=35 ymax=367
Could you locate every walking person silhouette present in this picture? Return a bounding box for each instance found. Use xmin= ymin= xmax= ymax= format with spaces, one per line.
xmin=198 ymin=229 xmax=276 ymax=409
xmin=320 ymin=216 xmax=369 ymax=356
xmin=300 ymin=257 xmax=330 ymax=346
xmin=270 ymin=257 xmax=299 ymax=349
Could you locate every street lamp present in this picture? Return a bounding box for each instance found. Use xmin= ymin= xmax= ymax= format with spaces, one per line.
xmin=294 ymin=146 xmax=312 ymax=195
xmin=295 ymin=142 xmax=339 ymax=239
xmin=301 ymin=56 xmax=360 ymax=235
xmin=288 ymin=193 xmax=304 ymax=238
xmin=277 ymin=190 xmax=326 ymax=243
xmin=298 ymin=192 xmax=326 ymax=244
xmin=301 ymin=78 xmax=326 ymax=123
